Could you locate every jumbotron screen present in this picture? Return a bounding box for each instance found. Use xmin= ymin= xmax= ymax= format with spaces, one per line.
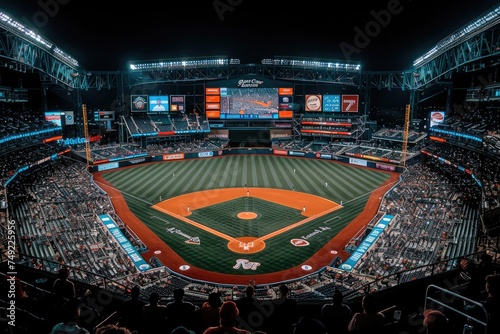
xmin=219 ymin=87 xmax=279 ymax=119
xmin=205 ymin=84 xmax=293 ymax=119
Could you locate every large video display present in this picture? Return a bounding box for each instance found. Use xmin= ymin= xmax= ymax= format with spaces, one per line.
xmin=219 ymin=87 xmax=279 ymax=119
xmin=205 ymin=78 xmax=293 ymax=119
xmin=44 ymin=111 xmax=62 ymax=126
xmin=148 ymin=95 xmax=169 ymax=113
xmin=206 ymin=87 xmax=293 ymax=119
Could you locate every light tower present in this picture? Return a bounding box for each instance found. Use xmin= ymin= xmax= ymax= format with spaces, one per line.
xmin=401 ymin=104 xmax=410 ymax=168
xmin=82 ymin=104 xmax=91 ymax=170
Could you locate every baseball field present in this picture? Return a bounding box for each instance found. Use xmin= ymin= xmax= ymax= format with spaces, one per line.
xmin=93 ymin=154 xmax=400 ymax=285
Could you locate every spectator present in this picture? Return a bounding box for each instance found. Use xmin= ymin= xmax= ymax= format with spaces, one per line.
xmin=50 ymin=298 xmax=90 ymax=334
xmin=293 ymin=315 xmax=327 ymax=334
xmin=477 ymin=254 xmax=495 ymax=284
xmin=6 ymin=276 xmax=29 ymax=310
xmin=142 ymin=291 xmax=168 ymax=334
xmin=266 ymin=284 xmax=298 ymax=334
xmin=464 ymin=273 xmax=500 ymax=334
xmin=458 ymin=257 xmax=483 ymax=300
xmin=235 ymin=284 xmax=266 ymax=332
xmin=347 ymin=294 xmax=385 ymax=333
xmin=422 ymin=309 xmax=448 ymax=333
xmin=95 ymin=324 xmax=132 ymax=334
xmin=321 ymin=288 xmax=352 ymax=334
xmin=52 ymin=267 xmax=77 ymax=320
xmin=116 ymin=285 xmax=145 ymax=333
xmin=200 ymin=291 xmax=223 ymax=332
xmin=170 ymin=326 xmax=196 ymax=334
xmin=53 ymin=268 xmax=76 ymax=303
xmin=203 ymin=301 xmax=251 ymax=334
xmin=165 ymin=288 xmax=200 ymax=333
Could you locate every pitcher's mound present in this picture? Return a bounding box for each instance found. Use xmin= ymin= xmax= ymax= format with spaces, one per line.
xmin=237 ymin=212 xmax=257 ymax=220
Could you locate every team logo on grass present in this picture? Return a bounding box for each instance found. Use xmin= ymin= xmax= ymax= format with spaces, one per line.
xmin=167 ymin=227 xmax=199 ymax=245
xmin=291 ymin=239 xmax=310 ymax=247
xmin=186 ymin=237 xmax=200 ymax=245
xmin=233 ymin=259 xmax=261 ymax=270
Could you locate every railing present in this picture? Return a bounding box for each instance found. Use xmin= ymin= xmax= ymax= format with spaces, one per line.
xmin=4 ymin=247 xmax=498 ymax=304
xmin=425 ymin=284 xmax=489 ymax=333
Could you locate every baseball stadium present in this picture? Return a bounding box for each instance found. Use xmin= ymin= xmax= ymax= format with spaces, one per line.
xmin=1 ymin=3 xmax=500 ymax=334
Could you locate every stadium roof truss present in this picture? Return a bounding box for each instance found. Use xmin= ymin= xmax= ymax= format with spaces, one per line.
xmin=1 ymin=7 xmax=500 ymax=93
xmin=411 ymin=27 xmax=500 ymax=90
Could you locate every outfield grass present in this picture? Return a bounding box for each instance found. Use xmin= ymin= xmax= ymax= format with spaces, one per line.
xmin=101 ymin=155 xmax=393 ymax=275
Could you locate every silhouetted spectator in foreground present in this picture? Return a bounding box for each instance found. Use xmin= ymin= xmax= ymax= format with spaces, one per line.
xmin=50 ymin=298 xmax=90 ymax=334
xmin=477 ymin=254 xmax=495 ymax=285
xmin=117 ymin=285 xmax=145 ymax=333
xmin=458 ymin=257 xmax=483 ymax=300
xmin=143 ymin=291 xmax=168 ymax=334
xmin=170 ymin=326 xmax=196 ymax=334
xmin=464 ymin=273 xmax=500 ymax=334
xmin=422 ymin=309 xmax=449 ymax=334
xmin=165 ymin=288 xmax=200 ymax=333
xmin=203 ymin=301 xmax=251 ymax=334
xmin=321 ymin=288 xmax=352 ymax=334
xmin=347 ymin=294 xmax=385 ymax=333
xmin=267 ymin=284 xmax=298 ymax=334
xmin=53 ymin=268 xmax=76 ymax=307
xmin=95 ymin=324 xmax=132 ymax=334
xmin=293 ymin=315 xmax=326 ymax=334
xmin=235 ymin=284 xmax=263 ymax=331
xmin=201 ymin=291 xmax=223 ymax=332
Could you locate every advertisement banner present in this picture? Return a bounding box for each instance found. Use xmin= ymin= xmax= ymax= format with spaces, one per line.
xmin=340 ymin=214 xmax=394 ymax=272
xmin=305 ymin=95 xmax=322 ymax=112
xmin=349 ymin=158 xmax=367 ymax=166
xmin=341 ymin=95 xmax=359 ymax=112
xmin=323 ymin=94 xmax=341 ymax=112
xmin=65 ymin=111 xmax=75 ymax=125
xmin=163 ymin=153 xmax=185 ymax=160
xmin=273 ymin=149 xmax=288 ymax=156
xmin=99 ymin=214 xmax=150 ymax=272
xmin=375 ymin=163 xmax=396 ymax=171
xmin=97 ymin=162 xmax=120 ymax=171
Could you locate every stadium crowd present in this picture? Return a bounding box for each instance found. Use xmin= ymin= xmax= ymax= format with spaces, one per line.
xmin=1 ymin=98 xmax=500 ymax=333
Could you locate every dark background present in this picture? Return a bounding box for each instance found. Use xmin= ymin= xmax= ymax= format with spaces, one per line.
xmin=2 ymin=1 xmax=499 ymax=72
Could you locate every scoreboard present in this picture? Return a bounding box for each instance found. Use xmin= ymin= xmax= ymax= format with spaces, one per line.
xmin=94 ymin=110 xmax=115 ymax=122
xmin=205 ymin=86 xmax=294 ymax=119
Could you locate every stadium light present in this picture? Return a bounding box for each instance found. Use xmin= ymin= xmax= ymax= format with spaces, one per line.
xmin=0 ymin=11 xmax=79 ymax=69
xmin=263 ymin=56 xmax=361 ymax=72
xmin=0 ymin=11 xmax=52 ymax=49
xmin=129 ymin=56 xmax=231 ymax=72
xmin=413 ymin=4 xmax=500 ymax=67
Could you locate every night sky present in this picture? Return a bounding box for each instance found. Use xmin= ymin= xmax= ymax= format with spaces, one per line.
xmin=2 ymin=1 xmax=499 ymax=72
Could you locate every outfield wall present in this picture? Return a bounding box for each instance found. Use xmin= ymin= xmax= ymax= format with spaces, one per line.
xmin=89 ymin=148 xmax=408 ymax=173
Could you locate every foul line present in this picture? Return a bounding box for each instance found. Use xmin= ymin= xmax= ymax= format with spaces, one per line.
xmin=254 ymin=205 xmax=341 ymax=243
xmin=152 ymin=205 xmax=241 ymax=243
xmin=154 ymin=202 xmax=342 ymax=244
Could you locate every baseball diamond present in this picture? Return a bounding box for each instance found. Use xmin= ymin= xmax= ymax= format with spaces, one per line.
xmin=94 ymin=154 xmax=399 ymax=285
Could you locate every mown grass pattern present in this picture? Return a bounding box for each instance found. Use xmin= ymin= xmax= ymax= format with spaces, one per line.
xmin=193 ymin=197 xmax=304 ymax=237
xmin=101 ymin=155 xmax=392 ymax=275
